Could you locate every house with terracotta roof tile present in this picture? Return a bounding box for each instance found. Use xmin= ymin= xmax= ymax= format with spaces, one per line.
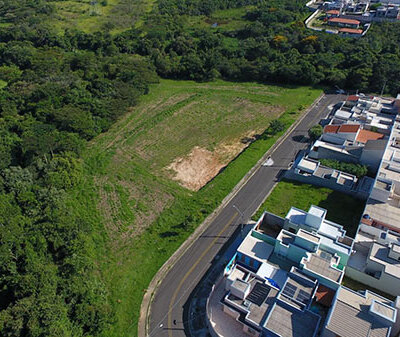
xmin=322 ymin=123 xmax=361 ymax=144
xmin=326 ymin=9 xmax=340 ymax=17
xmin=328 ymin=17 xmax=360 ymax=28
xmin=356 ymin=129 xmax=385 ymax=144
xmin=338 ymin=27 xmax=364 ymax=36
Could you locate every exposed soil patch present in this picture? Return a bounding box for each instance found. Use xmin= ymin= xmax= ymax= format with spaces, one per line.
xmin=167 ymin=147 xmax=221 ymax=191
xmin=167 ymin=131 xmax=259 ymax=191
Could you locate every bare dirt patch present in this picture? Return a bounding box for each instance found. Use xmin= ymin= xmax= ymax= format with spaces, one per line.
xmin=167 ymin=131 xmax=259 ymax=191
xmin=167 ymin=147 xmax=222 ymax=191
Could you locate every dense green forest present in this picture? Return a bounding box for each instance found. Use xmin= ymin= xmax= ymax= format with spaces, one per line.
xmin=1 ymin=0 xmax=400 ymax=335
xmin=0 ymin=1 xmax=158 ymax=335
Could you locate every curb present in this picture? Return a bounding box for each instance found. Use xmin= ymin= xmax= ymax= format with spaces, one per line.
xmin=138 ymin=93 xmax=324 ymax=337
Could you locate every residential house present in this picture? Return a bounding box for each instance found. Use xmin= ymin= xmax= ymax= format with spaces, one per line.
xmin=346 ymin=221 xmax=400 ymax=296
xmin=328 ymin=17 xmax=361 ymax=28
xmin=215 ymin=207 xmax=399 ymax=337
xmin=359 ymin=138 xmax=388 ymax=173
xmin=222 ymin=264 xmax=322 ymax=337
xmin=322 ymin=124 xmax=361 ymax=144
xmin=287 ymin=155 xmax=374 ymax=199
xmin=338 ymin=27 xmax=364 ymax=35
xmin=308 ymin=139 xmax=362 ymax=163
xmin=323 ymin=286 xmax=400 ymax=337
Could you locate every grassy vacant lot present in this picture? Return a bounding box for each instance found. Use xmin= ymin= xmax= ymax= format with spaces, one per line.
xmin=49 ymin=0 xmax=154 ymax=34
xmin=183 ymin=6 xmax=255 ymax=33
xmin=253 ymin=180 xmax=365 ymax=237
xmin=71 ymin=80 xmax=320 ymax=336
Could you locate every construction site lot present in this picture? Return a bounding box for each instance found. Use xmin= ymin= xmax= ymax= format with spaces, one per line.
xmin=77 ymin=79 xmax=320 ymax=336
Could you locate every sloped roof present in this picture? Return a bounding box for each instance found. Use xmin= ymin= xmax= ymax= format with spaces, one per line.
xmin=356 ymin=129 xmax=384 ymax=143
xmin=324 ymin=125 xmax=340 ymax=133
xmin=339 ymin=28 xmax=363 ymax=34
xmin=338 ymin=124 xmax=361 ymax=133
xmin=315 ymin=284 xmax=335 ymax=307
xmin=364 ymin=139 xmax=387 ymax=151
xmin=347 ymin=95 xmax=359 ymax=102
xmin=326 ymin=300 xmax=390 ymax=337
xmin=329 ymin=17 xmax=360 ymax=25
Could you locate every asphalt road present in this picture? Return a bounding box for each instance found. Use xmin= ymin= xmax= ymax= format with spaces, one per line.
xmin=147 ymin=93 xmax=344 ymax=337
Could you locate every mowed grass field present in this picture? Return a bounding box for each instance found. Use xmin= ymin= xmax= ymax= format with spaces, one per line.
xmin=252 ymin=180 xmax=365 ymax=237
xmin=70 ymin=80 xmax=321 ymax=336
xmin=49 ymin=0 xmax=154 ymax=34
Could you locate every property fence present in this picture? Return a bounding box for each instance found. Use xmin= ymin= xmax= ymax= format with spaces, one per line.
xmin=284 ymin=170 xmax=370 ymax=200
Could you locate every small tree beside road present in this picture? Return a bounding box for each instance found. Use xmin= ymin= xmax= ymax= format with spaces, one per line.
xmin=308 ymin=124 xmax=323 ymax=141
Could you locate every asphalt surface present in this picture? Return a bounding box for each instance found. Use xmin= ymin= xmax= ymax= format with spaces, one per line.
xmin=147 ymin=94 xmax=345 ymax=337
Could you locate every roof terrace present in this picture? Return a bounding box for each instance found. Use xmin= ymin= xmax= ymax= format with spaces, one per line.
xmin=224 ymin=268 xmax=280 ymax=328
xmin=369 ymin=242 xmax=400 ymax=279
xmin=302 ymin=252 xmax=343 ymax=283
xmin=237 ymin=234 xmax=274 ymax=263
xmin=263 ymin=271 xmax=320 ymax=337
xmin=263 ymin=302 xmax=320 ymax=337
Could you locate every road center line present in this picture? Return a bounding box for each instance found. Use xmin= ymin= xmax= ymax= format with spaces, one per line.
xmin=167 ymin=212 xmax=238 ymax=336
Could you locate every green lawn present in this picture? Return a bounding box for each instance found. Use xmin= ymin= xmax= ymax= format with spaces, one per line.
xmin=71 ymin=80 xmax=321 ymax=336
xmin=252 ymin=180 xmax=365 ymax=237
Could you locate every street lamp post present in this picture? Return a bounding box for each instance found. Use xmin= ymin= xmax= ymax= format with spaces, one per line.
xmin=233 ymin=204 xmax=245 ymax=236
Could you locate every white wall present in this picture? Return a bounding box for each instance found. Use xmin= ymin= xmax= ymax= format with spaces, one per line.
xmin=345 ymin=266 xmax=400 ymax=296
xmin=370 ymin=186 xmax=390 ymax=203
xmin=360 ymin=149 xmax=385 ymax=173
xmin=322 ymin=133 xmax=346 ymax=145
xmin=359 ymin=224 xmax=383 ymax=238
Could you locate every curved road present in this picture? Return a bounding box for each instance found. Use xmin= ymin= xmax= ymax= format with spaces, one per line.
xmin=146 ymin=94 xmax=344 ymax=337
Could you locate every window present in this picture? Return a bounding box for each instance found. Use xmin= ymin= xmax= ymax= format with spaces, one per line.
xmin=288 ymin=227 xmax=296 ymax=234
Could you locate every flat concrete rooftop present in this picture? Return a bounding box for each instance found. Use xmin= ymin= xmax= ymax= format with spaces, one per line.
xmin=303 ymin=253 xmax=343 ymax=283
xmin=237 ymin=234 xmax=274 ymax=263
xmin=298 ymin=229 xmax=320 ymax=243
xmin=369 ymin=242 xmax=400 ymax=279
xmin=264 ymin=302 xmax=320 ymax=337
xmin=364 ymin=199 xmax=400 ymax=232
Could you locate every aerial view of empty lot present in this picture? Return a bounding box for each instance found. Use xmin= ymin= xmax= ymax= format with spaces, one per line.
xmin=4 ymin=0 xmax=400 ymax=336
xmin=75 ymin=79 xmax=320 ymax=335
